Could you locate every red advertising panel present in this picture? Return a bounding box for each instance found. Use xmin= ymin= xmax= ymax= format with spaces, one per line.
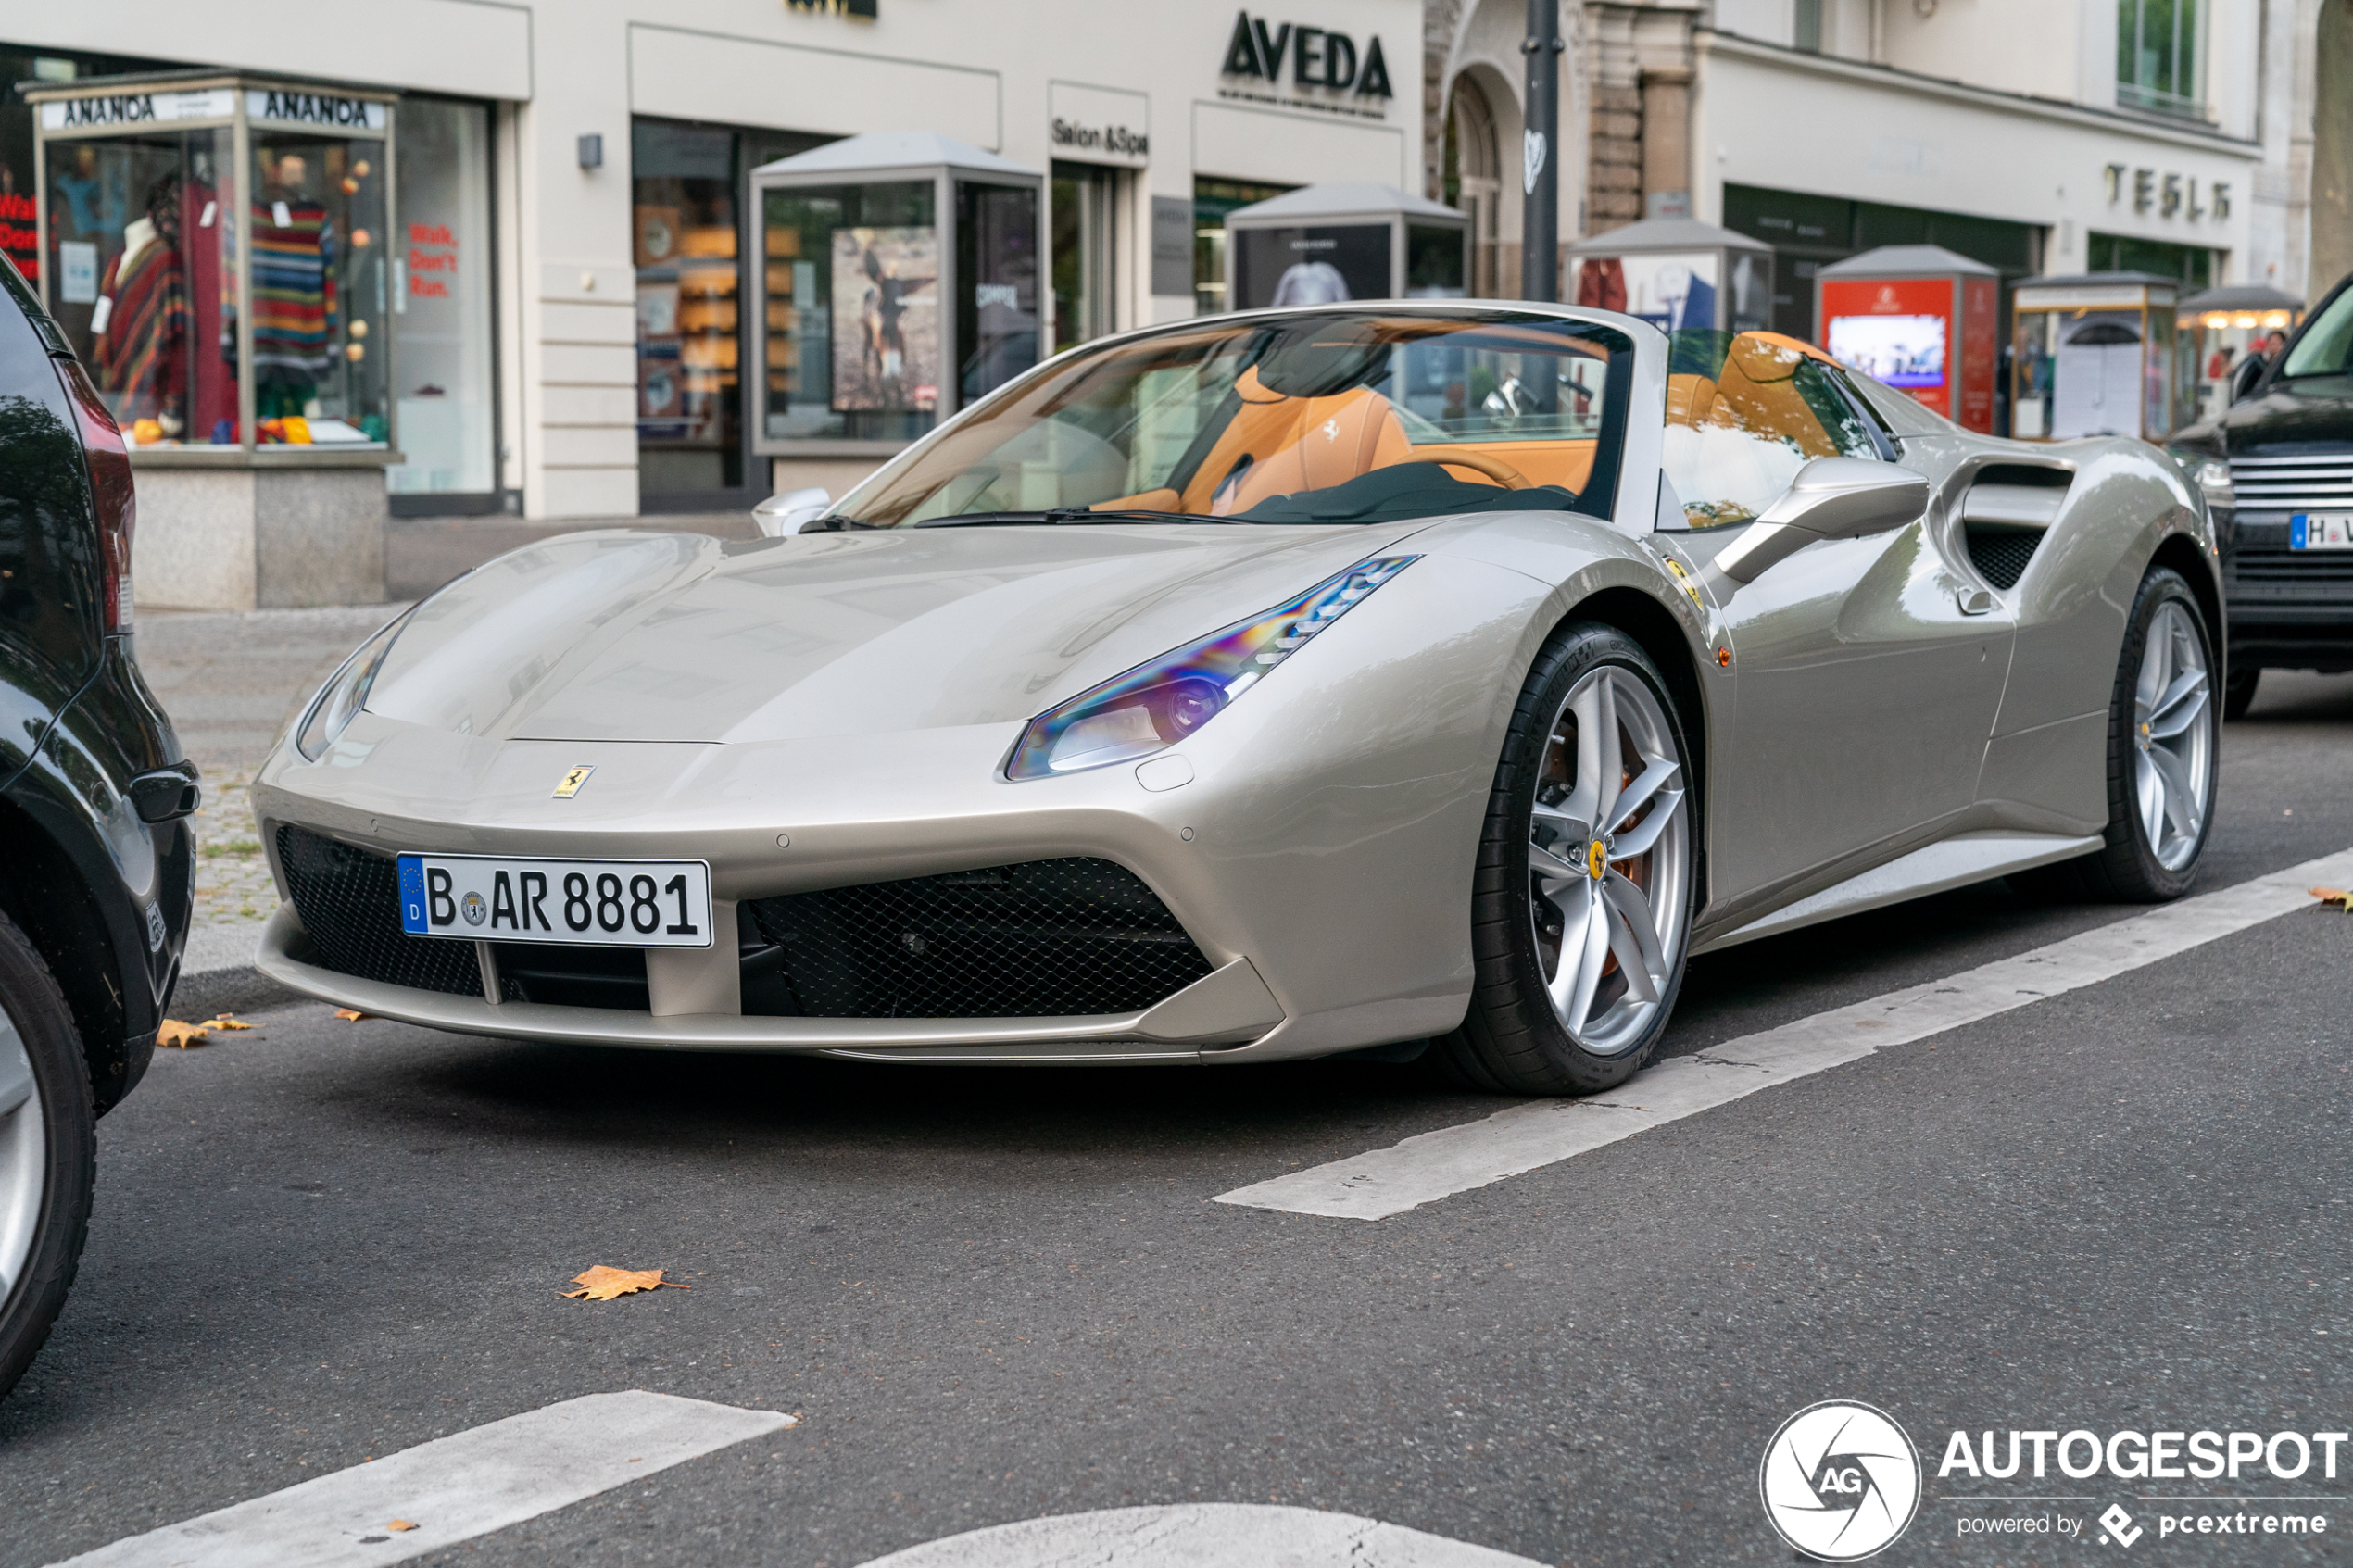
xmin=1820 ymin=277 xmax=1956 ymax=420
xmin=1958 ymin=276 xmax=1997 ymax=433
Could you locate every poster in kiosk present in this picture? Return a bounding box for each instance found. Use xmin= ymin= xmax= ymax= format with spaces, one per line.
xmin=1221 ymin=183 xmax=1466 ymax=310
xmin=1565 ymin=217 xmax=1775 ymax=334
xmin=1815 ymin=245 xmax=1999 ymax=433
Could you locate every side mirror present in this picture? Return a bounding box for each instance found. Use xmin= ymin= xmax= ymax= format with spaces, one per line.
xmin=752 ymin=486 xmax=831 ymax=537
xmin=1700 ymin=457 xmax=1929 ymax=592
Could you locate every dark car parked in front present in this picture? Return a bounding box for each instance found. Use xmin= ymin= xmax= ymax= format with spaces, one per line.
xmin=0 ymin=254 xmax=195 ymax=1399
xmin=2171 ymin=270 xmax=2353 ymax=718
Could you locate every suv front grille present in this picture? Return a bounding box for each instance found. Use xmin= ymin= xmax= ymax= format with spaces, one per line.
xmin=2230 ymin=455 xmax=2353 ymax=512
xmin=743 ymin=859 xmax=1214 ymax=1019
xmin=276 ymin=825 xmax=485 ymax=999
xmin=2233 ymin=545 xmax=2353 ymax=584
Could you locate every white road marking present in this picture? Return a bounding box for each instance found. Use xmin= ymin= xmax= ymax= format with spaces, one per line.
xmin=49 ymin=1390 xmax=790 ymax=1568
xmin=1218 ymin=847 xmax=2353 ymax=1221
xmin=854 ymin=1503 xmax=1545 ymax=1567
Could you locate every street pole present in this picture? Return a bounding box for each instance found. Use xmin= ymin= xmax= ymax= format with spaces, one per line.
xmin=1520 ymin=0 xmax=1561 ymax=303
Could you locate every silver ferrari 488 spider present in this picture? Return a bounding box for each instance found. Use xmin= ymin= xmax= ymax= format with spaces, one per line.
xmin=254 ymin=304 xmax=2220 ymax=1093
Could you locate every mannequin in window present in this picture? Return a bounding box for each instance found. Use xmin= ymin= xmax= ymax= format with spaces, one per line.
xmin=93 ymin=174 xmax=189 ymax=440
xmin=252 ymin=151 xmax=336 ymax=421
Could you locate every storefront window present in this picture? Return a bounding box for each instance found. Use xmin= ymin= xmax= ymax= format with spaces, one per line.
xmin=1406 ymin=224 xmax=1466 ymax=298
xmin=957 ymin=180 xmax=1039 ymax=400
xmin=389 ymin=97 xmax=494 ymax=496
xmin=246 ymin=129 xmax=391 ymax=443
xmin=1192 ymin=177 xmax=1290 ymax=315
xmin=634 ymin=121 xmax=742 ymax=495
xmin=2117 ymin=0 xmax=2201 ymax=118
xmin=45 ymin=127 xmax=240 ymax=445
xmin=0 ymin=49 xmax=172 ymax=290
xmin=760 ymin=179 xmax=937 ymax=443
xmin=1051 ymin=161 xmax=1115 ymax=353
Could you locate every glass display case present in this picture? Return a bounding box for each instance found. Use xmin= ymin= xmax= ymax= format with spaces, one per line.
xmin=2177 ymin=284 xmax=2302 ymax=422
xmin=1815 ymin=245 xmax=2001 ymax=433
xmin=1222 ymin=182 xmax=1466 ymax=311
xmin=1566 ymin=217 xmax=1774 ymax=336
xmin=749 ymin=132 xmax=1042 ymax=454
xmin=27 ymin=71 xmax=396 ymax=453
xmin=2009 ymin=273 xmax=2180 ymax=443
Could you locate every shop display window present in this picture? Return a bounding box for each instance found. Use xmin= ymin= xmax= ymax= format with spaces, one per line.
xmin=44 ymin=126 xmax=237 ymax=445
xmin=635 ymin=120 xmax=744 ymax=494
xmin=389 ymin=97 xmax=494 ymax=495
xmin=28 ymin=73 xmax=397 ymax=453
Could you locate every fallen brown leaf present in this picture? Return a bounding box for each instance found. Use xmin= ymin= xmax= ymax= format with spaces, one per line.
xmin=561 ymin=1265 xmax=688 ymax=1301
xmin=157 ymin=1019 xmax=210 ymax=1048
xmin=333 ymin=1009 xmax=371 ymax=1022
xmin=388 ymin=1520 xmax=418 ymax=1533
xmin=2312 ymin=887 xmax=2353 ymax=911
xmin=207 ymin=1014 xmax=254 ymax=1031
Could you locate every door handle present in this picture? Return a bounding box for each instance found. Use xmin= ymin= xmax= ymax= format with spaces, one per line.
xmin=1957 ymin=587 xmax=1997 ymax=616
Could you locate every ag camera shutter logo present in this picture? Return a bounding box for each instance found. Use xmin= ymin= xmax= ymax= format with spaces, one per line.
xmin=1760 ymin=1400 xmax=1923 ymax=1561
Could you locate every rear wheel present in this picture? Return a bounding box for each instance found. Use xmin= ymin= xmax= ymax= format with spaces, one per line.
xmin=1431 ymin=625 xmax=1694 ymax=1095
xmin=2012 ymin=568 xmax=2216 ymax=903
xmin=0 ymin=909 xmax=94 ymax=1402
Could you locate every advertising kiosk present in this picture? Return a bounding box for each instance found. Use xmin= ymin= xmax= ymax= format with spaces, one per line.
xmin=1220 ymin=183 xmax=1466 ymax=310
xmin=2178 ymin=284 xmax=2302 ymax=420
xmin=1814 ymin=245 xmax=2000 ymax=433
xmin=25 ymin=69 xmax=400 ymax=608
xmin=1566 ymin=218 xmax=1774 ymax=334
xmin=2009 ymin=272 xmax=2181 ymax=443
xmin=749 ymin=132 xmax=1045 ymax=456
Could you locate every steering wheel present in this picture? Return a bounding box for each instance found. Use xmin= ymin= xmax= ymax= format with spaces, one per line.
xmin=1391 ymin=449 xmax=1534 ymax=490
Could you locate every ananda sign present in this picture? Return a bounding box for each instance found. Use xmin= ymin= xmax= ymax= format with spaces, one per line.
xmin=1220 ymin=11 xmax=1393 ymax=100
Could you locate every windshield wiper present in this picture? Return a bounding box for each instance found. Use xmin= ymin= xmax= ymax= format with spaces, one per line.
xmin=908 ymin=508 xmax=1218 ymax=528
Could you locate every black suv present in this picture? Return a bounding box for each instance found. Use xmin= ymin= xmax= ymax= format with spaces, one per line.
xmin=0 ymin=255 xmax=195 ymax=1399
xmin=2171 ymin=270 xmax=2353 ymax=717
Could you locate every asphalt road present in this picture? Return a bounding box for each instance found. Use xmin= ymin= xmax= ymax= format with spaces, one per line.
xmin=5 ymin=673 xmax=2352 ymax=1567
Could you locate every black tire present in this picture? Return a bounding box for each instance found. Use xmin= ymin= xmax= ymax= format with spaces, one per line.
xmin=0 ymin=909 xmax=95 ymax=1403
xmin=1429 ymin=624 xmax=1694 ymax=1096
xmin=2222 ymin=664 xmax=2260 ymax=721
xmin=2010 ymin=568 xmax=2217 ymax=905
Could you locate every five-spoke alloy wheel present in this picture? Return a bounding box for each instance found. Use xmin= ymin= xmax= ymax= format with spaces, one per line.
xmin=1438 ymin=624 xmax=1694 ymax=1095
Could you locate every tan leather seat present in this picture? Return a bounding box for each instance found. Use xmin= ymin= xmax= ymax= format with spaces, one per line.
xmin=1176 ymin=369 xmax=1416 ymax=514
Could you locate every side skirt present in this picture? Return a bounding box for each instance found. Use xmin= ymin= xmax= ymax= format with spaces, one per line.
xmin=1691 ymin=831 xmax=2103 ymax=954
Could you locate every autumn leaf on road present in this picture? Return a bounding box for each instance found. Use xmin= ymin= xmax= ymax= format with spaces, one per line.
xmin=2313 ymin=887 xmax=2353 ymax=911
xmin=157 ymin=1019 xmax=211 ymax=1048
xmin=334 ymin=1008 xmax=371 ymax=1022
xmin=388 ymin=1520 xmax=418 ymax=1533
xmin=561 ymin=1266 xmax=689 ymax=1301
xmin=208 ymin=1014 xmax=253 ymax=1031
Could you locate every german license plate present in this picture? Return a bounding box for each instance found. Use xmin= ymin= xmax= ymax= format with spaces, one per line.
xmin=2291 ymin=513 xmax=2353 ymax=550
xmin=396 ymin=854 xmax=713 ymax=948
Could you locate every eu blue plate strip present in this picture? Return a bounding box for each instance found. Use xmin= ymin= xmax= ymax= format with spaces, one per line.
xmin=396 ymin=855 xmax=428 ymax=935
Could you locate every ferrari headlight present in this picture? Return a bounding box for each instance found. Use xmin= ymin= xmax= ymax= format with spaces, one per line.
xmin=1005 ymin=556 xmax=1418 ymax=780
xmin=294 ymin=608 xmax=414 ymax=761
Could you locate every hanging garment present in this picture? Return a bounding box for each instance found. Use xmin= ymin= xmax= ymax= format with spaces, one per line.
xmin=94 ymin=231 xmax=188 ymax=420
xmin=251 ymin=196 xmax=336 ymax=380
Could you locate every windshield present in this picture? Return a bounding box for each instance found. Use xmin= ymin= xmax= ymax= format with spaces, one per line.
xmin=835 ymin=309 xmax=1636 ymax=528
xmin=2280 ymin=285 xmax=2353 ymax=382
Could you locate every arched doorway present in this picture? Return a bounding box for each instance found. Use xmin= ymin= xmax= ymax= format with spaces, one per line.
xmin=1445 ymin=75 xmax=1504 ymax=297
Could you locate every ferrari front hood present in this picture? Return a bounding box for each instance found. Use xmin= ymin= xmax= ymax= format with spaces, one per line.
xmin=362 ymin=522 xmax=1435 ymax=745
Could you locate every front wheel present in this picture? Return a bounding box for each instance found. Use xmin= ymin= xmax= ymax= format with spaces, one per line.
xmin=0 ymin=909 xmax=95 ymax=1402
xmin=1431 ymin=624 xmax=1695 ymax=1095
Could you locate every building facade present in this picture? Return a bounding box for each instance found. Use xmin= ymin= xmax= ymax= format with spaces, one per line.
xmin=2 ymin=0 xmax=1423 ymax=539
xmin=1427 ymin=0 xmax=2339 ymax=337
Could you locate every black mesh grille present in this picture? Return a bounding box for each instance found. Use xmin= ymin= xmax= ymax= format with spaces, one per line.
xmin=275 ymin=825 xmax=485 ymax=999
xmin=1966 ymin=525 xmax=2042 ymax=591
xmin=743 ymin=859 xmax=1213 ymax=1019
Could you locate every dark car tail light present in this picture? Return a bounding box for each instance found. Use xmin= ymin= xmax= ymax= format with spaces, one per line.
xmin=55 ymin=356 xmax=134 ymax=633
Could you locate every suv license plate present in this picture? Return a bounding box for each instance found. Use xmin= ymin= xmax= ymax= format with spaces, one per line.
xmin=396 ymin=855 xmax=713 ymax=948
xmin=2291 ymin=513 xmax=2353 ymax=550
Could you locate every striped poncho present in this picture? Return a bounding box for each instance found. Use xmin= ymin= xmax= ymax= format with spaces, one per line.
xmin=94 ymin=238 xmax=188 ymax=416
xmin=251 ymin=198 xmax=336 ymax=374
